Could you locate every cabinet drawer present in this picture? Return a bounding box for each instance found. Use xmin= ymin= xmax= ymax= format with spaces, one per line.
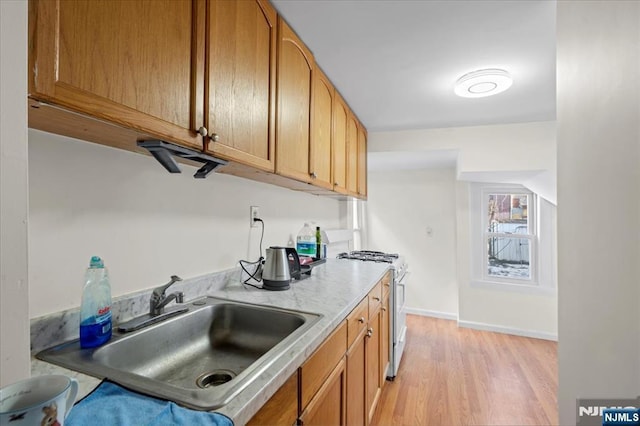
xmin=368 ymin=280 xmax=382 ymax=316
xmin=300 ymin=320 xmax=347 ymax=410
xmin=381 ymin=270 xmax=392 ymax=299
xmin=346 ymin=297 xmax=368 ymax=348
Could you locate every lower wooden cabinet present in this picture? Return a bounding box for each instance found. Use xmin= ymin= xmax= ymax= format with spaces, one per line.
xmin=249 ymin=274 xmax=391 ymax=426
xmin=381 ymin=293 xmax=391 ymax=387
xmin=366 ymin=307 xmax=382 ymax=423
xmin=299 ymin=358 xmax=347 ymax=426
xmin=247 ymin=371 xmax=298 ymax=426
xmin=346 ymin=329 xmax=367 ymax=426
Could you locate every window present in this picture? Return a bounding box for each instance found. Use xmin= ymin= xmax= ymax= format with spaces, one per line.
xmin=483 ymin=189 xmax=535 ymax=282
xmin=351 ymin=198 xmax=365 ymax=250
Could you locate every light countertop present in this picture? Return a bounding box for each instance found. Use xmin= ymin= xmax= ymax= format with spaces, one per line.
xmin=32 ymin=259 xmax=390 ymax=425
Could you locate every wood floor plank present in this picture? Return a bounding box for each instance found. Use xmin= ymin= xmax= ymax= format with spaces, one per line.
xmin=371 ymin=315 xmax=558 ymax=426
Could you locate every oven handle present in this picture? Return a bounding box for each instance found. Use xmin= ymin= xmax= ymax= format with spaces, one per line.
xmin=396 ymin=270 xmax=409 ymax=286
xmin=396 ymin=279 xmax=407 ymax=309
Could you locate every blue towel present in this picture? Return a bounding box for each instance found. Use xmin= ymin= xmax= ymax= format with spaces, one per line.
xmin=66 ymin=381 xmax=233 ymax=426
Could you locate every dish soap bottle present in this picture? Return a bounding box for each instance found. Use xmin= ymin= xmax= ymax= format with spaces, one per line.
xmin=80 ymin=256 xmax=112 ymax=348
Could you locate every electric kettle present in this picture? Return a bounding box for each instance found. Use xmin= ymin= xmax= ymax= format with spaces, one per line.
xmin=262 ymin=247 xmax=301 ymax=291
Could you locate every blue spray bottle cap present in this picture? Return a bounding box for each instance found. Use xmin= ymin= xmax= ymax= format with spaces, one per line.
xmin=89 ymin=256 xmax=104 ymax=268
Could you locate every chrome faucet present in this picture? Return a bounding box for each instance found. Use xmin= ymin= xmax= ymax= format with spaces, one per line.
xmin=150 ymin=275 xmax=184 ymax=316
xmin=117 ymin=275 xmax=188 ymax=333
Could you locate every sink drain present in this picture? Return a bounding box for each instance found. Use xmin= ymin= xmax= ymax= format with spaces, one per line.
xmin=196 ymin=370 xmax=236 ymax=388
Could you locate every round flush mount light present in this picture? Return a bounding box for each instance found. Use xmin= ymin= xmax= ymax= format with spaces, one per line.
xmin=454 ymin=68 xmax=513 ymax=98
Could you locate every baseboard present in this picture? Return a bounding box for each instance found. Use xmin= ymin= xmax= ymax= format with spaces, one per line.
xmin=405 ymin=307 xmax=458 ymax=320
xmin=457 ymin=320 xmax=558 ymax=341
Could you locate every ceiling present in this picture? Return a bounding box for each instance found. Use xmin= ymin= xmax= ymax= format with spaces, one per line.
xmin=271 ymin=0 xmax=557 ymax=132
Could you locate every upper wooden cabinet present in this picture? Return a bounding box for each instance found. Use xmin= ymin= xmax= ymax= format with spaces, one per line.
xmin=204 ymin=0 xmax=276 ymax=172
xmin=29 ymin=0 xmax=203 ymax=151
xmin=309 ymin=66 xmax=335 ymax=190
xmin=357 ymin=121 xmax=368 ymax=199
xmin=332 ymin=93 xmax=349 ymax=194
xmin=29 ymin=0 xmax=368 ymax=198
xmin=275 ymin=17 xmax=314 ymax=183
xmin=346 ymin=110 xmax=359 ymax=195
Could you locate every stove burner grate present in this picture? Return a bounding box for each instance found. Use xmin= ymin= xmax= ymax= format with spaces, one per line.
xmin=337 ymin=250 xmax=399 ymax=263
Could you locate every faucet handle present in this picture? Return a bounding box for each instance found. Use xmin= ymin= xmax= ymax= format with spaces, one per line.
xmin=153 ymin=275 xmax=183 ymax=298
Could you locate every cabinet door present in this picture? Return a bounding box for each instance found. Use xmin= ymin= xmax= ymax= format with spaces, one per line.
xmin=309 ymin=67 xmax=334 ymax=190
xmin=366 ymin=308 xmax=382 ymax=423
xmin=381 ymin=294 xmax=390 ymax=387
xmin=332 ymin=94 xmax=348 ymax=194
xmin=247 ymin=371 xmax=298 ymax=426
xmin=357 ymin=122 xmax=368 ymax=198
xmin=29 ymin=0 xmax=202 ymax=150
xmin=346 ymin=331 xmax=367 ymax=426
xmin=206 ymin=0 xmax=276 ymax=171
xmin=346 ymin=111 xmax=359 ymax=194
xmin=276 ymin=17 xmax=314 ymax=183
xmin=299 ymin=358 xmax=346 ymax=426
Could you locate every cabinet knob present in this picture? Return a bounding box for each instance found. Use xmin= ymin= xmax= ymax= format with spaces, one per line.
xmin=366 ymin=327 xmax=374 ymax=337
xmin=209 ymin=133 xmax=220 ymax=142
xmin=373 ymin=296 xmax=381 ymax=302
xmin=358 ymin=317 xmax=365 ymax=324
xmin=197 ymin=126 xmax=208 ymax=137
xmin=310 ymin=172 xmax=317 ymax=179
xmin=382 ymin=306 xmax=387 ymax=312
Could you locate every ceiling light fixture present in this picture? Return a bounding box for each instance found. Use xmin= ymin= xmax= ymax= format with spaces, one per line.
xmin=454 ymin=68 xmax=513 ymax=98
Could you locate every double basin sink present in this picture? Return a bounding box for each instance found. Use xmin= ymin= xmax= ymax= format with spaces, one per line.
xmin=37 ymin=296 xmax=321 ymax=410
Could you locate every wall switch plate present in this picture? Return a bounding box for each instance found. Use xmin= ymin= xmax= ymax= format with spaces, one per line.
xmin=250 ymin=206 xmax=260 ymax=227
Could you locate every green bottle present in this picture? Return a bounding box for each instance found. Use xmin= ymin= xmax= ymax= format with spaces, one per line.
xmin=315 ymin=226 xmax=321 ymax=259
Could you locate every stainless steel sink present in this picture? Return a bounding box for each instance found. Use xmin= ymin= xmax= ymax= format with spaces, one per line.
xmin=37 ymin=296 xmax=321 ymax=410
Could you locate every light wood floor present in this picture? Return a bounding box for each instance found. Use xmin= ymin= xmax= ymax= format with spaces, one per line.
xmin=371 ymin=315 xmax=558 ymax=426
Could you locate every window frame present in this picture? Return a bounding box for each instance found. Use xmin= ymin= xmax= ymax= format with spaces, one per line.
xmin=480 ymin=186 xmax=538 ymax=286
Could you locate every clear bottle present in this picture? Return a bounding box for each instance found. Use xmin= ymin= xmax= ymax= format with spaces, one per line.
xmin=296 ymin=223 xmax=316 ymax=257
xmin=79 ymin=256 xmax=112 ymax=348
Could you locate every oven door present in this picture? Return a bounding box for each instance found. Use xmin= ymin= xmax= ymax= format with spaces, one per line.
xmin=392 ymin=271 xmax=408 ymax=377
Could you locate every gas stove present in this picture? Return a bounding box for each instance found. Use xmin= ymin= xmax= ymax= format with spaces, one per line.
xmin=337 ymin=250 xmax=399 ymax=263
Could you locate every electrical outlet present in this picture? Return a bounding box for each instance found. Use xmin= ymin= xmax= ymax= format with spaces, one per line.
xmin=250 ymin=206 xmax=260 ymax=227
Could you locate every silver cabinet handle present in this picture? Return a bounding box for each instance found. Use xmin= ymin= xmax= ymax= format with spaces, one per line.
xmin=310 ymin=172 xmax=317 ymax=179
xmin=197 ymin=126 xmax=208 ymax=137
xmin=373 ymin=296 xmax=381 ymax=302
xmin=209 ymin=133 xmax=220 ymax=142
xmin=382 ymin=306 xmax=387 ymax=312
xmin=358 ymin=317 xmax=365 ymax=324
xmin=366 ymin=327 xmax=374 ymax=337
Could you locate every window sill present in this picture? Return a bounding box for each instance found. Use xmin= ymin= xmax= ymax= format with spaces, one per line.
xmin=470 ymin=279 xmax=556 ymax=295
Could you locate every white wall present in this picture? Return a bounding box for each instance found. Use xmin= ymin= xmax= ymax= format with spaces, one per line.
xmin=367 ymin=121 xmax=558 ymax=337
xmin=456 ymin=182 xmax=558 ymax=339
xmin=0 ymin=0 xmax=30 ymax=386
xmin=369 ymin=121 xmax=557 ymax=204
xmin=458 ymin=183 xmax=557 ymax=338
xmin=29 ymin=130 xmax=343 ymax=317
xmin=366 ymin=168 xmax=458 ymax=316
xmin=557 ymin=1 xmax=640 ymax=424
